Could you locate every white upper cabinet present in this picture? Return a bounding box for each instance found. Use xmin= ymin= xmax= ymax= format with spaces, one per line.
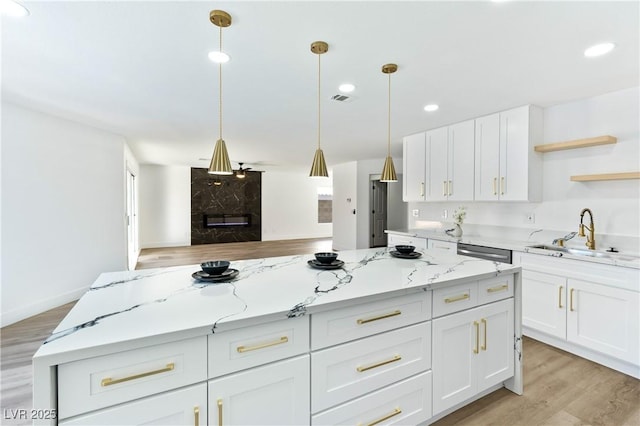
xmin=428 ymin=121 xmax=475 ymax=201
xmin=403 ymin=132 xmax=426 ymax=202
xmin=475 ymin=105 xmax=543 ymax=201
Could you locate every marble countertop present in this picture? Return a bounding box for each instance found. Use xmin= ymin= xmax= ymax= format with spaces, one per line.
xmin=385 ymin=229 xmax=640 ymax=269
xmin=34 ymin=248 xmax=519 ymax=363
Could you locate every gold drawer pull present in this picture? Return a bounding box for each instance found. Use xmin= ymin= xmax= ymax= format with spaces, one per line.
xmin=500 ymin=176 xmax=505 ymax=195
xmin=558 ymin=286 xmax=563 ymax=309
xmin=493 ymin=177 xmax=497 ymax=195
xmin=357 ymin=355 xmax=402 ymax=372
xmin=101 ymin=363 xmax=175 ymax=387
xmin=481 ymin=318 xmax=487 ymax=351
xmin=194 ymin=406 xmax=200 ymax=426
xmin=570 ymin=288 xmax=575 ymax=312
xmin=487 ymin=284 xmax=508 ymax=293
xmin=237 ymin=336 xmax=288 ymax=353
xmin=357 ymin=310 xmax=402 ymax=325
xmin=360 ymin=407 xmax=402 ymax=426
xmin=473 ymin=321 xmax=479 ymax=354
xmin=445 ymin=293 xmax=470 ymax=304
xmin=217 ymin=399 xmax=223 ymax=426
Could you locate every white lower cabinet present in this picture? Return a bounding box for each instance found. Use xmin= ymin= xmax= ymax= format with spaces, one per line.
xmin=427 ymin=239 xmax=457 ymax=252
xmin=208 ymin=355 xmax=310 ymax=426
xmin=432 ymin=298 xmax=514 ymax=415
xmin=387 ymin=233 xmax=428 ymax=250
xmin=522 ymin=270 xmax=566 ymax=338
xmin=311 ymin=371 xmax=432 ymax=426
xmin=60 ymin=383 xmax=207 ymax=425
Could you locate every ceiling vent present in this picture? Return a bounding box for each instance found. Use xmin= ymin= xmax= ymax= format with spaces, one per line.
xmin=330 ymin=94 xmax=353 ymax=102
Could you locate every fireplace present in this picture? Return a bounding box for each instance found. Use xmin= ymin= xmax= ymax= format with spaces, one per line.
xmin=203 ymin=214 xmax=251 ymax=228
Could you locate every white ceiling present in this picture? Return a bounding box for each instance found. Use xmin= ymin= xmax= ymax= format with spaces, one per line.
xmin=2 ymin=1 xmax=638 ymax=173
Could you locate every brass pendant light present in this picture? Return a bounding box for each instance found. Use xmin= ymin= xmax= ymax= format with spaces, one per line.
xmin=208 ymin=10 xmax=233 ymax=175
xmin=309 ymin=41 xmax=329 ymax=178
xmin=380 ymin=63 xmax=398 ymax=182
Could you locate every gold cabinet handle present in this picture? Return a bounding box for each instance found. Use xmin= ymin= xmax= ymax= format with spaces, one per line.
xmin=570 ymin=288 xmax=575 ymax=312
xmin=558 ymin=286 xmax=563 ymax=309
xmin=194 ymin=406 xmax=200 ymax=426
xmin=493 ymin=177 xmax=497 ymax=195
xmin=445 ymin=293 xmax=470 ymax=304
xmin=237 ymin=336 xmax=288 ymax=353
xmin=487 ymin=284 xmax=508 ymax=293
xmin=443 ymin=181 xmax=447 ymax=196
xmin=359 ymin=408 xmax=402 ymax=426
xmin=420 ymin=182 xmax=425 ymax=197
xmin=481 ymin=318 xmax=487 ymax=351
xmin=473 ymin=321 xmax=479 ymax=354
xmin=357 ymin=310 xmax=401 ymax=325
xmin=101 ymin=363 xmax=174 ymax=387
xmin=448 ymin=180 xmax=453 ymax=196
xmin=357 ymin=355 xmax=402 ymax=372
xmin=500 ymin=176 xmax=505 ymax=195
xmin=217 ymin=399 xmax=223 ymax=426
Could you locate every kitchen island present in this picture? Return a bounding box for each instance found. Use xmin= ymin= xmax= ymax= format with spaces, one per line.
xmin=33 ymin=247 xmax=522 ymax=425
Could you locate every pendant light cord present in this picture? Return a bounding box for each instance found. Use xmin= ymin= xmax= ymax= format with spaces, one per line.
xmin=219 ymin=25 xmax=223 ymax=141
xmin=317 ymin=53 xmax=321 ymax=150
xmin=387 ymin=72 xmax=391 ymax=156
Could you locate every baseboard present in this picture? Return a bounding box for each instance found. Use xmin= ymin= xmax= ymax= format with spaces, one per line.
xmin=261 ymin=233 xmax=332 ymax=241
xmin=1 ymin=286 xmax=86 ymax=327
xmin=140 ymin=240 xmax=191 ymax=249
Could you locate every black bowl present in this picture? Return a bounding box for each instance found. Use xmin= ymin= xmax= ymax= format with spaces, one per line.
xmin=201 ymin=260 xmax=230 ymax=275
xmin=395 ymin=245 xmax=416 ymax=254
xmin=314 ymin=252 xmax=338 ymax=264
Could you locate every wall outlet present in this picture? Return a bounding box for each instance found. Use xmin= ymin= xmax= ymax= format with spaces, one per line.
xmin=442 ymin=209 xmax=448 ymax=219
xmin=526 ymin=213 xmax=536 ymax=224
xmin=412 ymin=209 xmax=420 ymax=217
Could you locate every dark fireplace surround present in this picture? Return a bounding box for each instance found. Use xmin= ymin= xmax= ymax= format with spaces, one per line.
xmin=191 ymin=168 xmax=261 ymax=245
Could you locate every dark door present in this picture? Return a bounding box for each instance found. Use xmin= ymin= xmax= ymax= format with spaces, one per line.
xmin=370 ymin=180 xmax=388 ymax=247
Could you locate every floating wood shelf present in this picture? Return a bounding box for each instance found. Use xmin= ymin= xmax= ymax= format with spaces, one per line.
xmin=535 ymin=135 xmax=617 ymax=153
xmin=570 ymin=172 xmax=640 ymax=182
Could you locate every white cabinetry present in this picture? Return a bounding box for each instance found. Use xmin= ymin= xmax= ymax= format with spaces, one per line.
xmin=474 ymin=105 xmax=542 ymax=201
xmin=520 ymin=253 xmax=640 ymax=378
xmin=208 ymin=356 xmax=310 ymax=426
xmin=428 ymin=120 xmax=475 ymax=201
xmin=428 ymin=239 xmax=457 ymax=252
xmin=402 ymin=132 xmax=426 ymax=201
xmin=432 ymin=298 xmax=514 ymax=415
xmin=387 ymin=233 xmax=427 ymax=249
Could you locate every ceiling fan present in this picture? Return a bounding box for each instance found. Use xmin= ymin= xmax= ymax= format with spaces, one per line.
xmin=235 ymin=162 xmax=252 ymax=179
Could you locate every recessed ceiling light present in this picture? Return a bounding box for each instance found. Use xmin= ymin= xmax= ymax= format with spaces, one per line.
xmin=338 ymin=83 xmax=355 ymax=93
xmin=0 ymin=0 xmax=30 ymax=17
xmin=584 ymin=42 xmax=616 ymax=58
xmin=424 ymin=104 xmax=439 ymax=112
xmin=208 ymin=51 xmax=230 ymax=63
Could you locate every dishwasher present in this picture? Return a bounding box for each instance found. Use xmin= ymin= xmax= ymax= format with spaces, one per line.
xmin=457 ymin=242 xmax=513 ymax=264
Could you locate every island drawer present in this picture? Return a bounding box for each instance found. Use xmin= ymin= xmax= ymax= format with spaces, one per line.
xmin=387 ymin=233 xmax=428 ymax=249
xmin=311 ymin=292 xmax=431 ymax=350
xmin=311 ymin=371 xmax=432 ymax=426
xmin=209 ymin=316 xmax=309 ymax=377
xmin=311 ymin=322 xmax=431 ymax=413
xmin=433 ymin=281 xmax=478 ymax=317
xmin=58 ymin=336 xmax=207 ymax=419
xmin=478 ymin=275 xmax=514 ymax=305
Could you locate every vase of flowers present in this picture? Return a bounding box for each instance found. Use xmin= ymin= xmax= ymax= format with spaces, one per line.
xmin=452 ymin=206 xmax=466 ymax=237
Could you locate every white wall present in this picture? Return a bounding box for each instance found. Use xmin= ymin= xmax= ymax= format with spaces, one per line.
xmin=261 ymin=171 xmax=333 ymax=241
xmin=138 ymin=164 xmax=191 ymax=248
xmin=332 ymin=162 xmax=358 ymax=250
xmin=1 ymin=103 xmax=131 ymax=326
xmin=407 ymin=87 xmax=640 ymax=251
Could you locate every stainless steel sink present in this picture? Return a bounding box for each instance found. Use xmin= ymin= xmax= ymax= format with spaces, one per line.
xmin=527 ymin=244 xmax=637 ymax=261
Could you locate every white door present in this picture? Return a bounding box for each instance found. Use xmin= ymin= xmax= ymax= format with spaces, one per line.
xmin=59 ymin=384 xmax=206 ymax=425
xmin=522 ymin=270 xmax=567 ymax=339
xmin=499 ymin=105 xmax=530 ymax=201
xmin=477 ymin=299 xmax=514 ymax=392
xmin=567 ymin=279 xmax=640 ymax=364
xmin=474 ymin=113 xmax=500 ymax=201
xmin=402 ymin=133 xmax=426 ymax=201
xmin=126 ymin=170 xmax=138 ymax=271
xmin=332 ymin=162 xmax=358 ymax=250
xmin=209 ymin=356 xmax=310 ymax=426
xmin=427 ymin=127 xmax=449 ymax=201
xmin=432 ymin=307 xmax=478 ymax=415
xmin=448 ymin=119 xmax=475 ymax=201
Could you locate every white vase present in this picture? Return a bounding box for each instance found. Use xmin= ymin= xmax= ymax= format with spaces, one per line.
xmin=452 ymin=223 xmax=463 ymax=237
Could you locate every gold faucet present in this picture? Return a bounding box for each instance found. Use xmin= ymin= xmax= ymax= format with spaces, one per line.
xmin=578 ymin=208 xmax=596 ymax=250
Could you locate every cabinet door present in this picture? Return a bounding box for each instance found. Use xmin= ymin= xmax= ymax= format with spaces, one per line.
xmin=522 ymin=270 xmax=567 ymax=339
xmin=403 ymin=133 xmax=426 ymax=201
xmin=427 ymin=127 xmax=449 ymax=201
xmin=60 ymin=384 xmax=206 ymax=425
xmin=499 ymin=105 xmax=530 ymax=201
xmin=432 ymin=308 xmax=478 ymax=415
xmin=477 ymin=299 xmax=514 ymax=392
xmin=474 ymin=113 xmax=500 ymax=201
xmin=209 ymin=355 xmax=310 ymax=426
xmin=567 ymin=279 xmax=640 ymax=364
xmin=448 ymin=119 xmax=475 ymax=201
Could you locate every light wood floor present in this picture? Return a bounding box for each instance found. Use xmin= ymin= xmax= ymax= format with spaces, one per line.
xmin=2 ymin=238 xmax=639 ymax=425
